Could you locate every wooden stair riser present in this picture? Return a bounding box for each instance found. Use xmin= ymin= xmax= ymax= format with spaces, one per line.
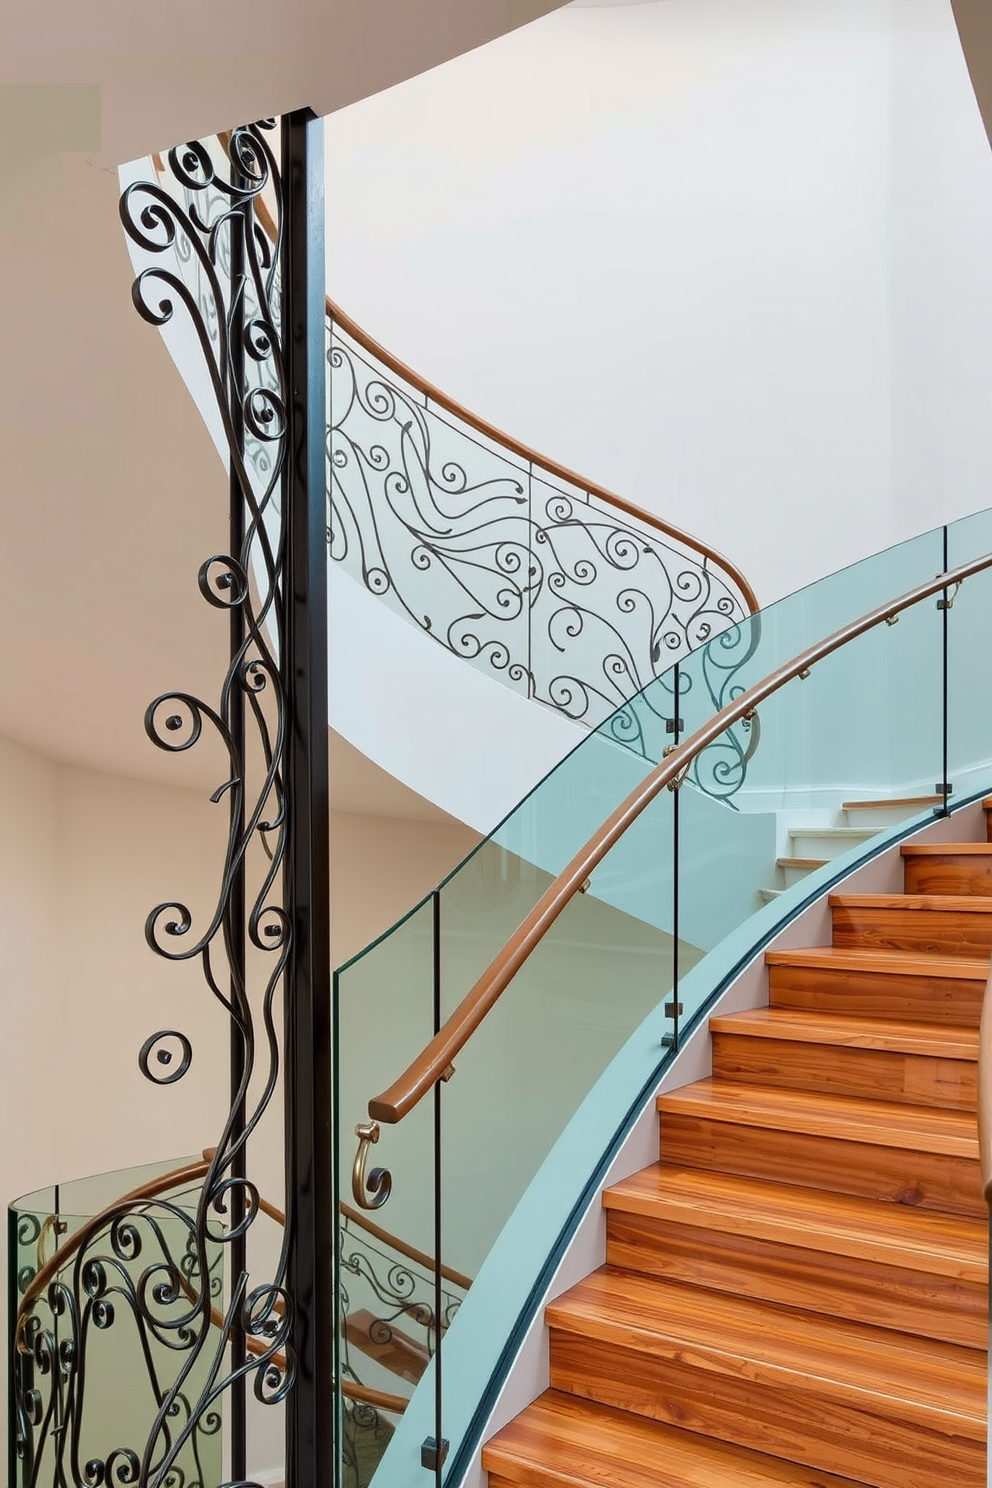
xmin=343 ymin=1309 xmax=429 ymax=1384
xmin=549 ymin=1331 xmax=985 ymax=1488
xmin=903 ymin=853 xmax=992 ymax=897
xmin=830 ymin=901 xmax=992 ymax=956
xmin=767 ymin=959 xmax=985 ymax=1026
xmin=605 ymin=1209 xmax=987 ymax=1351
xmin=658 ymin=1113 xmax=984 ymax=1217
xmin=710 ymin=1031 xmax=976 ymax=1112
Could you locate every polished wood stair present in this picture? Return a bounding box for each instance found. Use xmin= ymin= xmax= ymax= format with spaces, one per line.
xmin=483 ymin=822 xmax=991 ymax=1488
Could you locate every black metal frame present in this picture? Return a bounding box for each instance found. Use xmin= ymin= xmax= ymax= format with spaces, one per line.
xmin=281 ymin=109 xmax=334 ymax=1488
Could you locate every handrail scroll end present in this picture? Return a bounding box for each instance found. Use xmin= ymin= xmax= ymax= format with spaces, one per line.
xmin=353 ymin=1120 xmax=391 ymax=1211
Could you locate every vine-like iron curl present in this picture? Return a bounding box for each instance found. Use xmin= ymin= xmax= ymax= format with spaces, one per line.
xmin=198 ymin=556 xmax=248 ymax=609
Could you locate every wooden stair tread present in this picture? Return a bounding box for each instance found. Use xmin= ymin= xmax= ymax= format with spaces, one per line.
xmin=844 ymin=797 xmax=943 ymax=810
xmin=829 ymin=892 xmax=992 ymax=912
xmin=657 ymin=1080 xmax=978 ymax=1156
xmin=777 ymin=856 xmax=828 ymax=869
xmin=791 ymin=828 xmax=874 ymax=840
xmin=901 ymin=843 xmax=992 ymax=856
xmin=483 ymin=1391 xmax=873 ymax=1488
xmin=547 ymin=1270 xmax=987 ymax=1433
xmin=603 ymin=1166 xmax=987 ymax=1280
xmin=708 ymin=1007 xmax=978 ymax=1059
xmin=765 ymin=946 xmax=989 ymax=978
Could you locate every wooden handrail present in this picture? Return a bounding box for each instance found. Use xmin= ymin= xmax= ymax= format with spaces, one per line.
xmin=16 ymin=1156 xmax=211 ymax=1320
xmin=340 ymin=1201 xmax=473 ymax=1292
xmin=363 ymin=549 xmax=992 ymax=1131
xmin=324 ymin=296 xmax=759 ymax=614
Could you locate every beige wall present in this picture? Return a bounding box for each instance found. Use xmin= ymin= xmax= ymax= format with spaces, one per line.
xmin=0 ymin=731 xmax=480 ymax=1471
xmin=331 ymin=809 xmax=482 ymax=966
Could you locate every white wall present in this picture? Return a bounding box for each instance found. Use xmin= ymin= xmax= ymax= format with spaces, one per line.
xmin=332 ymin=810 xmax=481 ymax=963
xmin=329 ymin=568 xmax=585 ymax=835
xmin=325 ymin=0 xmax=992 ymax=608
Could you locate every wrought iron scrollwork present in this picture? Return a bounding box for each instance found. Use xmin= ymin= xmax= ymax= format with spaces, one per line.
xmin=603 ymin=609 xmax=763 ymax=802
xmin=327 ymin=321 xmax=753 ymax=751
xmin=14 ymin=1195 xmax=227 ymax=1488
xmin=687 ymin=612 xmax=763 ymax=802
xmin=12 ymin=124 xmax=294 ymax=1488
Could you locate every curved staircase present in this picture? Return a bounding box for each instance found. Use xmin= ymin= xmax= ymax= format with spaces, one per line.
xmin=482 ymin=812 xmax=992 ymax=1487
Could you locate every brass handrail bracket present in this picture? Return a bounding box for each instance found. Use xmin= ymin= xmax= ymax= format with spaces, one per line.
xmin=353 ymin=1121 xmax=392 ymax=1211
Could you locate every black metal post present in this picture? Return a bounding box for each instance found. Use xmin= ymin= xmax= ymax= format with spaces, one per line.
xmin=941 ymin=525 xmax=951 ymax=817
xmin=281 ymin=108 xmax=334 ymax=1488
xmin=433 ymin=890 xmax=444 ymax=1486
xmin=671 ymin=665 xmax=681 ymax=1052
xmin=227 ymin=154 xmax=248 ymax=1487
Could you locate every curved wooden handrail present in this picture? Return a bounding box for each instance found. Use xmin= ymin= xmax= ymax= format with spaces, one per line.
xmin=243 ymin=1187 xmax=472 ymax=1290
xmin=16 ymin=1156 xmax=211 ymax=1321
xmin=215 ymin=154 xmax=758 ymax=616
xmin=324 ymin=297 xmax=759 ymax=614
xmin=363 ymin=549 xmax=992 ymax=1130
xmin=339 ymin=1201 xmax=473 ymax=1292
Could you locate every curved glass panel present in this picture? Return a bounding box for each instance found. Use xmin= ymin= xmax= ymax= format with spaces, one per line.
xmin=334 ymin=509 xmax=992 ymax=1484
xmin=9 ymin=1160 xmax=223 ymax=1488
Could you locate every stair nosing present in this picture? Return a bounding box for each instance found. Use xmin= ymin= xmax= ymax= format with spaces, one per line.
xmin=789 ymin=827 xmax=875 ymax=840
xmin=901 ymin=843 xmax=992 ymax=856
xmin=765 ymin=947 xmax=989 ymax=977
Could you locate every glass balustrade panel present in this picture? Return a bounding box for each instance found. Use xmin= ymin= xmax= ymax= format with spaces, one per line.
xmin=946 ymin=546 xmax=992 ymax=807
xmin=674 ymin=585 xmax=943 ymax=1036
xmin=334 ymin=898 xmax=438 ymax=1488
xmin=436 ymin=786 xmax=676 ymax=1285
xmin=608 ymin=524 xmax=949 ymax=778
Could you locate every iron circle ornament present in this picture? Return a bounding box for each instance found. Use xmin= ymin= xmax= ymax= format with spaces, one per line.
xmin=138 ymin=1030 xmax=193 ymax=1086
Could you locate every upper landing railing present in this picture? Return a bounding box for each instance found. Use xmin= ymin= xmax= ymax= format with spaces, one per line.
xmin=153 ymin=146 xmax=757 ymax=744
xmin=325 ymin=301 xmax=757 ymax=733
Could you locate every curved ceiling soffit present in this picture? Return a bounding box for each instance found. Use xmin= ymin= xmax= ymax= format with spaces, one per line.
xmin=952 ymin=0 xmax=992 ymax=153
